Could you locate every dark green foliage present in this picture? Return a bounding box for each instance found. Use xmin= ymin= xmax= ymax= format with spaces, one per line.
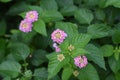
xmin=0 ymin=0 xmax=120 ymax=80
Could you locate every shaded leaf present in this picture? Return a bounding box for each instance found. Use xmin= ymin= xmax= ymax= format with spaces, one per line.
xmin=78 ymin=63 xmax=100 ymax=80
xmin=71 ymin=34 xmax=91 ymax=48
xmin=112 ymin=29 xmax=120 ymax=44
xmin=60 ymin=5 xmax=77 ymax=16
xmin=100 ymin=45 xmax=114 ymax=57
xmin=7 ymin=2 xmax=29 ymax=15
xmin=40 ymin=0 xmax=58 ymax=11
xmin=9 ymin=42 xmax=30 ymax=60
xmin=0 ymin=61 xmax=21 ymax=78
xmin=85 ymin=44 xmax=106 ymax=70
xmin=74 ymin=8 xmax=93 ymax=24
xmin=33 ymin=68 xmax=48 ymax=80
xmin=0 ymin=20 xmax=6 ymax=36
xmin=41 ymin=10 xmax=63 ymax=22
xmin=87 ymin=23 xmax=111 ymax=39
xmin=31 ymin=49 xmax=48 ymax=66
xmin=108 ymin=56 xmax=120 ymax=73
xmin=95 ymin=9 xmax=105 ymax=21
xmin=62 ymin=67 xmax=73 ymax=80
xmin=33 ymin=19 xmax=47 ymax=36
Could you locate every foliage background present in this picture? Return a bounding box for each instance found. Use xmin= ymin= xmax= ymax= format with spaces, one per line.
xmin=0 ymin=0 xmax=120 ymax=80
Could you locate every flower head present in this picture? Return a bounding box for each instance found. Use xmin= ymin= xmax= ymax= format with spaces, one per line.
xmin=19 ymin=19 xmax=33 ymax=33
xmin=25 ymin=10 xmax=38 ymax=22
xmin=53 ymin=43 xmax=61 ymax=52
xmin=51 ymin=29 xmax=67 ymax=44
xmin=74 ymin=56 xmax=88 ymax=68
xmin=57 ymin=54 xmax=65 ymax=62
xmin=73 ymin=70 xmax=79 ymax=77
xmin=68 ymin=44 xmax=75 ymax=51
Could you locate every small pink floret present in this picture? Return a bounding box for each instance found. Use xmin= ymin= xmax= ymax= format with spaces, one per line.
xmin=51 ymin=29 xmax=67 ymax=44
xmin=19 ymin=19 xmax=33 ymax=33
xmin=74 ymin=56 xmax=88 ymax=68
xmin=25 ymin=10 xmax=38 ymax=22
xmin=53 ymin=43 xmax=61 ymax=52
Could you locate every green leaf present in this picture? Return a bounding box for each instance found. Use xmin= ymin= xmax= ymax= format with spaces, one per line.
xmin=9 ymin=42 xmax=30 ymax=60
xmin=51 ymin=75 xmax=61 ymax=80
xmin=0 ymin=20 xmax=6 ymax=36
xmin=95 ymin=9 xmax=105 ymax=21
xmin=20 ymin=31 xmax=37 ymax=44
xmin=105 ymin=0 xmax=120 ymax=8
xmin=19 ymin=12 xmax=26 ymax=18
xmin=112 ymin=29 xmax=120 ymax=44
xmin=33 ymin=19 xmax=47 ymax=36
xmin=98 ymin=0 xmax=106 ymax=8
xmin=100 ymin=45 xmax=114 ymax=57
xmin=83 ymin=0 xmax=99 ymax=6
xmin=33 ymin=68 xmax=48 ymax=80
xmin=3 ymin=77 xmax=11 ymax=80
xmin=71 ymin=34 xmax=91 ymax=48
xmin=87 ymin=23 xmax=111 ymax=39
xmin=74 ymin=8 xmax=93 ymax=24
xmin=108 ymin=56 xmax=120 ymax=73
xmin=0 ymin=38 xmax=6 ymax=62
xmin=62 ymin=67 xmax=73 ymax=80
xmin=31 ymin=49 xmax=48 ymax=66
xmin=47 ymin=53 xmax=69 ymax=79
xmin=114 ymin=51 xmax=119 ymax=61
xmin=56 ymin=0 xmax=73 ymax=8
xmin=113 ymin=2 xmax=120 ymax=8
xmin=85 ymin=44 xmax=106 ymax=70
xmin=105 ymin=0 xmax=117 ymax=7
xmin=115 ymin=72 xmax=120 ymax=80
xmin=0 ymin=61 xmax=21 ymax=78
xmin=10 ymin=29 xmax=36 ymax=44
xmin=41 ymin=10 xmax=63 ymax=22
xmin=7 ymin=2 xmax=29 ymax=16
xmin=78 ymin=63 xmax=100 ymax=80
xmin=71 ymin=48 xmax=89 ymax=58
xmin=60 ymin=5 xmax=77 ymax=16
xmin=0 ymin=0 xmax=11 ymax=3
xmin=105 ymin=74 xmax=115 ymax=80
xmin=40 ymin=0 xmax=58 ymax=11
xmin=55 ymin=22 xmax=78 ymax=40
xmin=59 ymin=40 xmax=70 ymax=53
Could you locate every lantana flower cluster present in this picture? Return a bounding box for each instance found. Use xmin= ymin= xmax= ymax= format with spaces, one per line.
xmin=51 ymin=29 xmax=67 ymax=52
xmin=74 ymin=56 xmax=88 ymax=68
xmin=19 ymin=10 xmax=38 ymax=33
xmin=51 ymin=29 xmax=88 ymax=69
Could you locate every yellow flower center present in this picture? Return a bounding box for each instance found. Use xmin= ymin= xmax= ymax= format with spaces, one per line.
xmin=29 ymin=13 xmax=34 ymax=18
xmin=79 ymin=58 xmax=83 ymax=63
xmin=22 ymin=23 xmax=28 ymax=28
xmin=55 ymin=32 xmax=61 ymax=39
xmin=57 ymin=54 xmax=65 ymax=62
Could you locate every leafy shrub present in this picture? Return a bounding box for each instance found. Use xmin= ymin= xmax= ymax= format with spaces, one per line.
xmin=0 ymin=0 xmax=120 ymax=80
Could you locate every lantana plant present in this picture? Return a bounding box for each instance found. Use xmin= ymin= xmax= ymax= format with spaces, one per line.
xmin=1 ymin=0 xmax=120 ymax=80
xmin=47 ymin=22 xmax=91 ymax=80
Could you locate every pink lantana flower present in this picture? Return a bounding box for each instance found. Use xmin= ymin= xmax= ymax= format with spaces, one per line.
xmin=74 ymin=56 xmax=88 ymax=68
xmin=19 ymin=19 xmax=33 ymax=33
xmin=25 ymin=10 xmax=38 ymax=22
xmin=53 ymin=43 xmax=61 ymax=52
xmin=51 ymin=29 xmax=67 ymax=44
